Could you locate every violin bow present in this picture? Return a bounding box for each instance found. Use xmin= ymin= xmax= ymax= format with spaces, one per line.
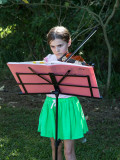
xmin=65 ymin=26 xmax=98 ymax=62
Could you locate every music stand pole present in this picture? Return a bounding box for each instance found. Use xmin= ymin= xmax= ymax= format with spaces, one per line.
xmin=52 ymin=90 xmax=61 ymax=160
xmin=49 ymin=73 xmax=61 ymax=160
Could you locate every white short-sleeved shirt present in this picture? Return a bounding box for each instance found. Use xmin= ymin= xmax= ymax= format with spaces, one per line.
xmin=44 ymin=54 xmax=73 ymax=98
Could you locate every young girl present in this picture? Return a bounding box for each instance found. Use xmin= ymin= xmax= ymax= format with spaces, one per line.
xmin=38 ymin=26 xmax=88 ymax=160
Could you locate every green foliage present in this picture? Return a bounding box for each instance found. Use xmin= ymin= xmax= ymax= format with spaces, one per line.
xmin=0 ymin=25 xmax=15 ymax=38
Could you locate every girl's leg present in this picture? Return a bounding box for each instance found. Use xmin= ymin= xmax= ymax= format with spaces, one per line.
xmin=64 ymin=140 xmax=76 ymax=160
xmin=50 ymin=138 xmax=63 ymax=160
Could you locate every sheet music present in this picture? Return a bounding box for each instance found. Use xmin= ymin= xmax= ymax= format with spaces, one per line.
xmin=7 ymin=61 xmax=91 ymax=68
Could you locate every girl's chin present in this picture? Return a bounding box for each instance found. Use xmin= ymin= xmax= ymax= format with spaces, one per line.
xmin=55 ymin=53 xmax=64 ymax=58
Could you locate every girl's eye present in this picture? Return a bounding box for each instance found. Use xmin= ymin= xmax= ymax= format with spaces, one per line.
xmin=58 ymin=44 xmax=63 ymax=47
xmin=51 ymin=46 xmax=55 ymax=48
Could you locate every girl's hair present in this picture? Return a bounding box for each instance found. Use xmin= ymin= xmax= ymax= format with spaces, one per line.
xmin=47 ymin=26 xmax=71 ymax=44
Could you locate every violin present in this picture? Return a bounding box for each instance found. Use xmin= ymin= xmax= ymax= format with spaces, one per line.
xmin=58 ymin=52 xmax=87 ymax=65
xmin=66 ymin=53 xmax=85 ymax=62
xmin=66 ymin=53 xmax=95 ymax=66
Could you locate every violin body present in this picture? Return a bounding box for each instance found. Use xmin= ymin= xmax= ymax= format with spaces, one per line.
xmin=66 ymin=53 xmax=84 ymax=62
xmin=59 ymin=53 xmax=88 ymax=66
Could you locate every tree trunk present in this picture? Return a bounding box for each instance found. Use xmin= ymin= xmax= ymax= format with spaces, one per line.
xmin=102 ymin=25 xmax=112 ymax=96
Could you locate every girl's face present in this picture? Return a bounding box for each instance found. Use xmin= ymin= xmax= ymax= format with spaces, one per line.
xmin=49 ymin=39 xmax=70 ymax=59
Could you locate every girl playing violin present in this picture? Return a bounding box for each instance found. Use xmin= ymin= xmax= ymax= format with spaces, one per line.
xmin=38 ymin=26 xmax=88 ymax=160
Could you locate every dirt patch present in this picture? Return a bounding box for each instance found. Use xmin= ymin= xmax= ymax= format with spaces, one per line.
xmin=0 ymin=79 xmax=120 ymax=121
xmin=0 ymin=79 xmax=45 ymax=109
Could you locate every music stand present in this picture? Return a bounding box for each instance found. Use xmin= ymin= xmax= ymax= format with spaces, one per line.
xmin=7 ymin=61 xmax=101 ymax=160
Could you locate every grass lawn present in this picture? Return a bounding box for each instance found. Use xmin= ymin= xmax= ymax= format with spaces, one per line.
xmin=0 ymin=104 xmax=120 ymax=160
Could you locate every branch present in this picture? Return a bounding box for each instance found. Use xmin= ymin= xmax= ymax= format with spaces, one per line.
xmin=78 ymin=6 xmax=100 ymax=24
xmin=48 ymin=4 xmax=60 ymax=23
xmin=71 ymin=10 xmax=86 ymax=38
xmin=18 ymin=2 xmax=79 ymax=9
xmin=75 ymin=10 xmax=86 ymax=31
xmin=99 ymin=0 xmax=107 ymax=16
xmin=58 ymin=0 xmax=61 ymax=25
xmin=60 ymin=7 xmax=68 ymax=24
xmin=0 ymin=2 xmax=15 ymax=8
xmin=103 ymin=0 xmax=112 ymax=21
xmin=72 ymin=24 xmax=98 ymax=43
xmin=105 ymin=0 xmax=119 ymax=27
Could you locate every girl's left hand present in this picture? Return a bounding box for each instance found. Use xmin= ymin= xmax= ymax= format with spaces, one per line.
xmin=74 ymin=60 xmax=82 ymax=65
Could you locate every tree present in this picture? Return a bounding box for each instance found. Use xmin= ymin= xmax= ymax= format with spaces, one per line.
xmin=80 ymin=0 xmax=119 ymax=95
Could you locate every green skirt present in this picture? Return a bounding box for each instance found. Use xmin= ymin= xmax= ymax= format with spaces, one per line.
xmin=38 ymin=96 xmax=88 ymax=140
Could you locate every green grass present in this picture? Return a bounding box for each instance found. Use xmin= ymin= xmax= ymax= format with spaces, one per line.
xmin=0 ymin=105 xmax=120 ymax=160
